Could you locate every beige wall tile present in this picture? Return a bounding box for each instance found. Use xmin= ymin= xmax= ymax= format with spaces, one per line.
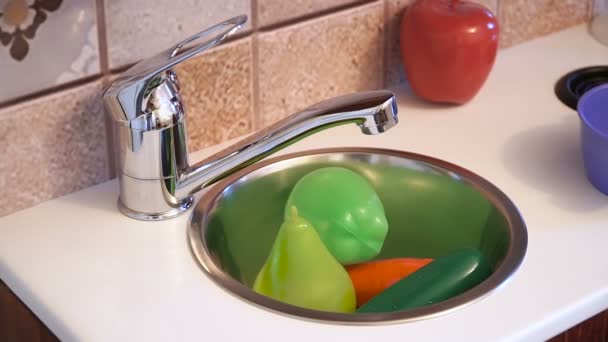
xmin=0 ymin=81 xmax=110 ymax=217
xmin=477 ymin=0 xmax=498 ymax=15
xmin=257 ymin=0 xmax=371 ymax=27
xmin=500 ymin=0 xmax=592 ymax=48
xmin=105 ymin=0 xmax=251 ymax=69
xmin=385 ymin=0 xmax=498 ymax=87
xmin=175 ymin=38 xmax=254 ymax=152
xmin=258 ymin=2 xmax=384 ymax=125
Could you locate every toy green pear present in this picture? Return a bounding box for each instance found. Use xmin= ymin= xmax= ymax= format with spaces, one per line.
xmin=253 ymin=207 xmax=356 ymax=313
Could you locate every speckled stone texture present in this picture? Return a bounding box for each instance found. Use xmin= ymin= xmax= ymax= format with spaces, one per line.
xmin=385 ymin=0 xmax=415 ymax=87
xmin=258 ymin=2 xmax=384 ymax=125
xmin=175 ymin=38 xmax=254 ymax=152
xmin=477 ymin=0 xmax=499 ymax=15
xmin=257 ymin=0 xmax=371 ymax=27
xmin=385 ymin=0 xmax=499 ymax=87
xmin=105 ymin=0 xmax=251 ymax=68
xmin=0 ymin=81 xmax=110 ymax=217
xmin=500 ymin=0 xmax=592 ymax=48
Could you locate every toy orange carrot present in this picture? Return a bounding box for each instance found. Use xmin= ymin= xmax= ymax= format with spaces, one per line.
xmin=346 ymin=258 xmax=433 ymax=307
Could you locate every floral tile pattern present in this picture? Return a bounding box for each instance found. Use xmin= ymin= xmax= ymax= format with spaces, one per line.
xmin=0 ymin=0 xmax=99 ymax=103
xmin=0 ymin=0 xmax=61 ymax=61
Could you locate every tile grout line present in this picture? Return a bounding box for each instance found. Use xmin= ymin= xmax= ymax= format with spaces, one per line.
xmin=0 ymin=0 xmax=379 ymax=111
xmin=95 ymin=0 xmax=109 ymax=75
xmin=496 ymin=0 xmax=501 ymax=24
xmin=497 ymin=0 xmax=504 ymax=48
xmin=250 ymin=0 xmax=262 ymax=131
xmin=0 ymin=75 xmax=103 ymax=109
xmin=381 ymin=0 xmax=389 ymax=88
xmin=95 ymin=0 xmax=117 ymax=178
xmin=0 ymin=38 xmax=254 ymax=111
xmin=249 ymin=0 xmax=381 ymax=129
xmin=0 ymin=0 xmax=537 ymax=113
xmin=497 ymin=0 xmax=508 ymax=48
xmin=257 ymin=0 xmax=378 ymax=32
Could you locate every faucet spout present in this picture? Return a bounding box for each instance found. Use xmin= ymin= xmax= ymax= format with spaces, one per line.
xmin=175 ymin=90 xmax=398 ymax=198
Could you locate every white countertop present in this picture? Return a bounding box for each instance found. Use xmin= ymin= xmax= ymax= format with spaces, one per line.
xmin=2 ymin=25 xmax=608 ymax=342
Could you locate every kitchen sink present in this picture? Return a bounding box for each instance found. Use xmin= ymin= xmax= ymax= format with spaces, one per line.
xmin=188 ymin=147 xmax=528 ymax=324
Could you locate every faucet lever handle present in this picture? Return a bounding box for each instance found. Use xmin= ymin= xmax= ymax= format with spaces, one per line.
xmin=103 ymin=15 xmax=247 ymax=126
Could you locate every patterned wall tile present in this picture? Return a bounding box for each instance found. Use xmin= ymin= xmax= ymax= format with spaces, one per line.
xmin=105 ymin=0 xmax=251 ymax=69
xmin=0 ymin=0 xmax=99 ymax=103
xmin=174 ymin=38 xmax=253 ymax=152
xmin=500 ymin=0 xmax=592 ymax=48
xmin=258 ymin=2 xmax=384 ymax=126
xmin=594 ymin=0 xmax=608 ymax=15
xmin=257 ymin=0 xmax=371 ymax=28
xmin=0 ymin=80 xmax=110 ymax=217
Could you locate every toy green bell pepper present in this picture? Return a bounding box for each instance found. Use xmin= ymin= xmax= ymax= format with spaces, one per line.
xmin=285 ymin=167 xmax=389 ymax=264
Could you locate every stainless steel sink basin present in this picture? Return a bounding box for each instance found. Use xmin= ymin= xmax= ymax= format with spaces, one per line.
xmin=188 ymin=147 xmax=528 ymax=324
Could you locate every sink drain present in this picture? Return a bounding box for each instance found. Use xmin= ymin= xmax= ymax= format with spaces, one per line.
xmin=555 ymin=65 xmax=608 ymax=110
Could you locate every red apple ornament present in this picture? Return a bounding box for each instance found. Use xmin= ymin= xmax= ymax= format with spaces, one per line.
xmin=400 ymin=0 xmax=499 ymax=104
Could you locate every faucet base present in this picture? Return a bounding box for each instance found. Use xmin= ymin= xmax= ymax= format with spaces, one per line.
xmin=117 ymin=197 xmax=194 ymax=221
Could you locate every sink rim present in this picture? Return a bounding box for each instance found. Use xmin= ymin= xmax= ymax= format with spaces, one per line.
xmin=188 ymin=147 xmax=528 ymax=325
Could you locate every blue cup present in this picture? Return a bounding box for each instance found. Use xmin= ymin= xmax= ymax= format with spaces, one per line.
xmin=578 ymin=83 xmax=608 ymax=195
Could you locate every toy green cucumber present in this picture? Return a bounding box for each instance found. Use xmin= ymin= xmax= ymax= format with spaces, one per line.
xmin=357 ymin=248 xmax=491 ymax=313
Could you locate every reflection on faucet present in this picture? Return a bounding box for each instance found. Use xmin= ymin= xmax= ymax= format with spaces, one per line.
xmin=102 ymin=16 xmax=399 ymax=221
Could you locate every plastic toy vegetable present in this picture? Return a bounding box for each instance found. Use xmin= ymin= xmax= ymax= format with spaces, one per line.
xmin=285 ymin=167 xmax=389 ymax=264
xmin=347 ymin=257 xmax=433 ymax=307
xmin=253 ymin=207 xmax=356 ymax=313
xmin=357 ymin=248 xmax=491 ymax=313
xmin=400 ymin=0 xmax=499 ymax=104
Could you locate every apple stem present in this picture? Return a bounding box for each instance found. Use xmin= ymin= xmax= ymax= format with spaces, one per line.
xmin=440 ymin=0 xmax=458 ymax=11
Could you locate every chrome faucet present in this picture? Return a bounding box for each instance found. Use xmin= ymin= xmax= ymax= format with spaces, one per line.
xmin=102 ymin=15 xmax=398 ymax=221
